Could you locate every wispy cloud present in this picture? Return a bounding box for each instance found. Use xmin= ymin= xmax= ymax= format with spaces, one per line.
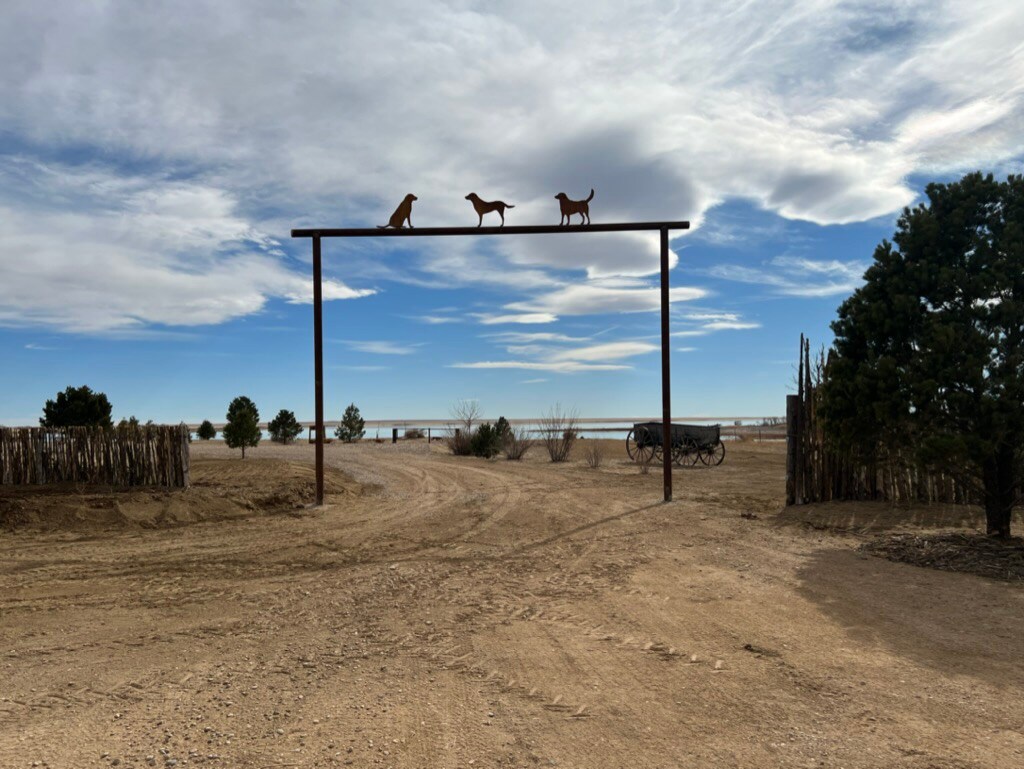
xmin=671 ymin=311 xmax=761 ymax=337
xmin=414 ymin=314 xmax=463 ymax=325
xmin=481 ymin=331 xmax=591 ymax=344
xmin=24 ymin=343 xmax=58 ymax=350
xmin=454 ymin=336 xmax=658 ymax=374
xmin=473 ymin=312 xmax=559 ymax=325
xmin=451 ymin=360 xmax=630 ymax=373
xmin=521 ymin=378 xmax=548 ymax=384
xmin=338 ymin=340 xmax=422 ymax=355
xmin=506 ymin=284 xmax=706 ymax=317
xmin=709 ymin=256 xmax=868 ymax=297
xmin=0 ymin=160 xmax=373 ymax=333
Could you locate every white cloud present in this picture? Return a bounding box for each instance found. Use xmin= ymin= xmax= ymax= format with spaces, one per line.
xmin=709 ymin=256 xmax=868 ymax=296
xmin=482 ymin=331 xmax=590 ymax=344
xmin=672 ymin=310 xmax=761 ymax=336
xmin=474 ymin=312 xmax=559 ymax=325
xmin=507 ymin=284 xmax=706 ymax=317
xmin=521 ymin=378 xmax=547 ymax=384
xmin=339 ymin=340 xmax=420 ymax=355
xmin=0 ymin=160 xmax=372 ymax=332
xmin=548 ymin=341 xmax=658 ymax=362
xmin=414 ymin=314 xmax=463 ymax=325
xmin=451 ymin=360 xmax=630 ymax=373
xmin=1 ymin=1 xmax=1023 ymax=330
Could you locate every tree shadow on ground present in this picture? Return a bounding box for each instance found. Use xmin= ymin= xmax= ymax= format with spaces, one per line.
xmin=795 ymin=547 xmax=1024 ymax=688
xmin=775 ymin=500 xmax=1024 ymax=533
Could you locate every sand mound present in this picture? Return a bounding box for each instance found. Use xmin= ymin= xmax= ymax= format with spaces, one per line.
xmin=0 ymin=457 xmax=360 ymax=531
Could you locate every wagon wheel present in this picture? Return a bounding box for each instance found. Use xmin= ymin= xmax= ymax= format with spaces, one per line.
xmin=673 ymin=437 xmax=700 ymax=466
xmin=626 ymin=427 xmax=656 ymax=464
xmin=699 ymin=440 xmax=726 ymax=466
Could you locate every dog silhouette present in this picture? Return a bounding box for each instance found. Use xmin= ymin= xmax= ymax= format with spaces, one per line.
xmin=378 ymin=194 xmax=418 ymax=229
xmin=465 ymin=193 xmax=515 ymax=227
xmin=555 ymin=189 xmax=594 ymax=225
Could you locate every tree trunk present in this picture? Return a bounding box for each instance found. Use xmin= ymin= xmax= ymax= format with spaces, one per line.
xmin=982 ymin=445 xmax=1015 ymax=538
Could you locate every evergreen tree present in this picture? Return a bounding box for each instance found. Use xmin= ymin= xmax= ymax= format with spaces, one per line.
xmin=197 ymin=420 xmax=217 ymax=440
xmin=471 ymin=422 xmax=502 ymax=458
xmin=117 ymin=416 xmax=141 ymax=429
xmin=335 ymin=403 xmax=365 ymax=443
xmin=821 ymin=172 xmax=1024 ymax=537
xmin=40 ymin=385 xmax=113 ymax=428
xmin=495 ymin=416 xmax=511 ymax=441
xmin=223 ymin=396 xmax=261 ymax=458
xmin=268 ymin=409 xmax=303 ymax=445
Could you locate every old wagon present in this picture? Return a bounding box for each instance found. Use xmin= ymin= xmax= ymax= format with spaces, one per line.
xmin=625 ymin=422 xmax=725 ymax=467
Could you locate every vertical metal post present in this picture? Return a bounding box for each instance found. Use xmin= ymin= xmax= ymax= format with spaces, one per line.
xmin=313 ymin=236 xmax=325 ymax=506
xmin=660 ymin=228 xmax=672 ymax=503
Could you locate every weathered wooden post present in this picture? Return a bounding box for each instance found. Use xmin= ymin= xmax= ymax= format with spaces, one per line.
xmin=392 ymin=428 xmax=398 ymax=444
xmin=786 ymin=394 xmax=799 ymax=505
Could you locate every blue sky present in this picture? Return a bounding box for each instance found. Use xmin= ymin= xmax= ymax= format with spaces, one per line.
xmin=2 ymin=1 xmax=1023 ymax=425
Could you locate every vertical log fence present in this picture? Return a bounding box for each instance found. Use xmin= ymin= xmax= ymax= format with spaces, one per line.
xmin=0 ymin=425 xmax=190 ymax=488
xmin=786 ymin=335 xmax=971 ymax=506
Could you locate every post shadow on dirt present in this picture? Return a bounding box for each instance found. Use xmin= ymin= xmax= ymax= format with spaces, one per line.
xmin=794 ymin=547 xmax=1024 ymax=688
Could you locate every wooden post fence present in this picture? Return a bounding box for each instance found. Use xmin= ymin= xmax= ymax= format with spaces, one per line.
xmin=0 ymin=425 xmax=190 ymax=488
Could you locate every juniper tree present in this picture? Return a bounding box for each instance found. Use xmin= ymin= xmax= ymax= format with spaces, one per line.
xmin=821 ymin=172 xmax=1024 ymax=537
xmin=40 ymin=385 xmax=113 ymax=428
xmin=197 ymin=420 xmax=216 ymax=440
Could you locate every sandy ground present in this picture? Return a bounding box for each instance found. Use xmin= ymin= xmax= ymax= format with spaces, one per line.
xmin=1 ymin=439 xmax=1022 ymax=769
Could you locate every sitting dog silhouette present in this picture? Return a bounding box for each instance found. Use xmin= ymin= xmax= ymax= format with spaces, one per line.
xmin=378 ymin=194 xmax=418 ymax=229
xmin=555 ymin=189 xmax=594 ymax=225
xmin=465 ymin=193 xmax=515 ymax=227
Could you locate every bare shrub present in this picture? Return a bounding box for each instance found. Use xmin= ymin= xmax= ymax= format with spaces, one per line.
xmin=583 ymin=439 xmax=603 ymax=468
xmin=539 ymin=403 xmax=579 ymax=462
xmin=503 ymin=425 xmax=534 ymax=460
xmin=444 ymin=399 xmax=480 ymax=456
xmin=404 ymin=427 xmax=424 ymax=440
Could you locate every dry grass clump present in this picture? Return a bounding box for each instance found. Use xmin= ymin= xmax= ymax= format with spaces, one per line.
xmin=583 ymin=440 xmax=603 ymax=468
xmin=539 ymin=404 xmax=579 ymax=463
xmin=503 ymin=425 xmax=534 ymax=460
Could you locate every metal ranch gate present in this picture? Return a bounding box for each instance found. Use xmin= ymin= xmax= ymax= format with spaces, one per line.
xmin=292 ymin=220 xmax=690 ymax=505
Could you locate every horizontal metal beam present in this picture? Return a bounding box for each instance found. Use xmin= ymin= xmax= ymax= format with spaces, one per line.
xmin=291 ymin=221 xmax=690 ymax=238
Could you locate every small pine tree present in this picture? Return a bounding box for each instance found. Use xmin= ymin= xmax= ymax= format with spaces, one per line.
xmin=197 ymin=420 xmax=216 ymax=440
xmin=223 ymin=396 xmax=261 ymax=458
xmin=335 ymin=403 xmax=365 ymax=443
xmin=471 ymin=422 xmax=502 ymax=458
xmin=117 ymin=416 xmax=141 ymax=429
xmin=495 ymin=416 xmax=511 ymax=441
xmin=268 ymin=409 xmax=303 ymax=445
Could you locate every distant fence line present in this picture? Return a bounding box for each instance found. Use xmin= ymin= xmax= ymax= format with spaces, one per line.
xmin=786 ymin=336 xmax=972 ymax=506
xmin=0 ymin=425 xmax=190 ymax=488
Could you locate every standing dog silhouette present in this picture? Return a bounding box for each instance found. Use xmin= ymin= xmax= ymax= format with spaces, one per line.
xmin=555 ymin=189 xmax=594 ymax=225
xmin=465 ymin=193 xmax=515 ymax=227
xmin=378 ymin=194 xmax=418 ymax=229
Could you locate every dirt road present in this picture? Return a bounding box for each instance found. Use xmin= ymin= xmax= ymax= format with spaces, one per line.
xmin=1 ymin=440 xmax=1022 ymax=768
